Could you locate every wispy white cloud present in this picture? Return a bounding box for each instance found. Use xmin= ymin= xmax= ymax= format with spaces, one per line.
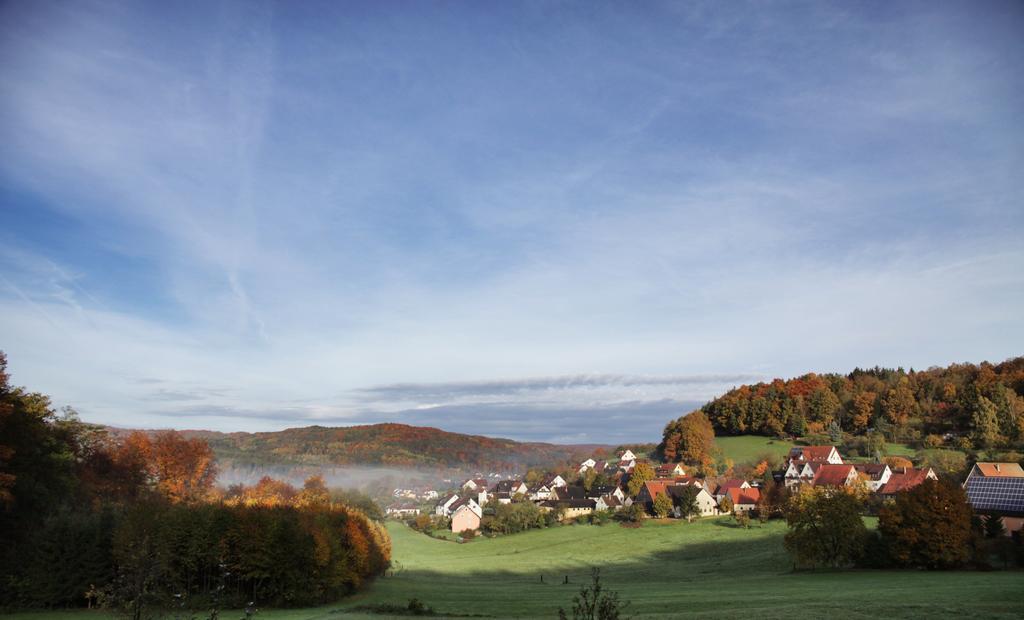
xmin=0 ymin=1 xmax=1021 ymax=442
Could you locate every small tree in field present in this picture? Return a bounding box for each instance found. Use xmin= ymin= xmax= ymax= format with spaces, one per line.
xmin=558 ymin=567 xmax=628 ymax=620
xmin=784 ymin=487 xmax=866 ymax=568
xmin=652 ymin=493 xmax=673 ymax=518
xmin=734 ymin=511 xmax=751 ymax=529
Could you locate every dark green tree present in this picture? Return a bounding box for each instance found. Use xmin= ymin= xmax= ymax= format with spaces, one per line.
xmin=784 ymin=487 xmax=866 ymax=568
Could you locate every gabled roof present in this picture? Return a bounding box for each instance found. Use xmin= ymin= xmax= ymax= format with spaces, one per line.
xmin=436 ymin=493 xmax=458 ymax=507
xmin=725 ymin=486 xmax=760 ymax=506
xmin=789 ymin=446 xmax=839 ymax=462
xmin=542 ymin=474 xmax=566 ymax=486
xmin=715 ymin=479 xmax=749 ymax=494
xmin=974 ymin=463 xmax=1024 ymax=478
xmin=852 ymin=463 xmax=890 ymax=480
xmin=492 ymin=479 xmax=526 ymax=493
xmin=672 ymin=476 xmax=702 ymax=488
xmin=555 ymin=485 xmax=587 ymax=500
xmin=879 ymin=467 xmax=936 ymax=495
xmin=641 ymin=480 xmax=673 ymax=500
xmin=811 ymin=464 xmax=857 ymax=487
xmin=449 ymin=496 xmax=481 ymax=516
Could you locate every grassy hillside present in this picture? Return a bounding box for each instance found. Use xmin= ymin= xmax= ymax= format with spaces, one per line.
xmin=155 ymin=423 xmax=606 ymax=471
xmin=337 ymin=520 xmax=1023 ymax=619
xmin=715 ymin=435 xmax=795 ymax=465
xmin=7 ymin=518 xmax=1022 ymax=619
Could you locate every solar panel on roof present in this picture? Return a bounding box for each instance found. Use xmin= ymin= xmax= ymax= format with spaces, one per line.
xmin=965 ymin=476 xmax=1024 ymax=515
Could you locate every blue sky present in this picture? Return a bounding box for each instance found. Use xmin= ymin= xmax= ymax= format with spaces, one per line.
xmin=1 ymin=0 xmax=1022 ymax=444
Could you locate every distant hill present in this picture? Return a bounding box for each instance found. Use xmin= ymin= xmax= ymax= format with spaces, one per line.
xmin=172 ymin=423 xmax=608 ymax=472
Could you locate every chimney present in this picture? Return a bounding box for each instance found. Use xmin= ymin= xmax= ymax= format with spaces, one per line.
xmin=995 ymin=464 xmax=1001 ymax=472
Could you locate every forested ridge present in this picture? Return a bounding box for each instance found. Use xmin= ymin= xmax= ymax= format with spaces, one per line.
xmin=695 ymin=357 xmax=1024 ymax=449
xmin=165 ymin=424 xmax=604 ymax=471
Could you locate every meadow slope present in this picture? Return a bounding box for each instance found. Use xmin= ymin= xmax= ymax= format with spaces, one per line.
xmin=327 ymin=518 xmax=1023 ymax=619
xmin=8 ymin=518 xmax=1022 ymax=620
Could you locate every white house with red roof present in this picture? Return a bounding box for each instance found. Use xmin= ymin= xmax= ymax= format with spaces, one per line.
xmin=852 ymin=463 xmax=892 ymax=492
xmin=655 ymin=463 xmax=687 ymax=478
xmin=784 ymin=445 xmax=844 ymax=487
xmin=461 ymin=478 xmax=489 ymax=492
xmin=617 ymin=450 xmax=638 ymax=472
xmin=810 ymin=464 xmax=860 ymax=488
xmin=721 ymin=487 xmax=761 ymax=513
xmin=713 ymin=479 xmax=751 ymax=502
xmin=879 ymin=466 xmax=937 ymax=498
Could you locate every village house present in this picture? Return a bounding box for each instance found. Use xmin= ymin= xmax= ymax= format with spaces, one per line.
xmin=962 ymin=462 xmax=1024 ymax=536
xmin=810 ymin=464 xmax=860 ymax=488
xmin=788 ymin=445 xmax=844 ymax=464
xmin=543 ymin=474 xmax=568 ymax=489
xmin=783 ymin=445 xmax=844 ymax=487
xmin=539 ymin=498 xmax=597 ymax=520
xmin=852 ymin=463 xmax=892 ymax=492
xmin=450 ymin=498 xmax=483 ymax=534
xmin=655 ymin=463 xmax=687 ymax=478
xmin=434 ymin=493 xmax=461 ymax=517
xmin=712 ymin=479 xmax=751 ymax=502
xmin=878 ymin=466 xmax=938 ymax=499
xmin=617 ymin=449 xmax=638 ymax=472
xmin=721 ymin=487 xmax=760 ymax=513
xmin=679 ymin=486 xmax=719 ymax=517
xmin=461 ymin=478 xmax=489 ymax=492
xmin=386 ymin=504 xmax=420 ymax=517
xmin=637 ymin=480 xmax=718 ymax=517
xmin=490 ymin=479 xmax=529 ymax=503
xmin=527 ymin=484 xmax=553 ymax=501
xmin=577 ymin=458 xmax=597 ymax=475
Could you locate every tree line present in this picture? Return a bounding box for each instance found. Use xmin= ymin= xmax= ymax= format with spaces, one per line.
xmin=0 ymin=352 xmax=390 ymax=612
xmin=673 ymin=358 xmax=1024 ymax=450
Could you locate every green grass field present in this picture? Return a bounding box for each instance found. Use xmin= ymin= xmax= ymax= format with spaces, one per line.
xmin=7 ymin=518 xmax=1022 ymax=619
xmin=715 ymin=435 xmax=795 ymax=465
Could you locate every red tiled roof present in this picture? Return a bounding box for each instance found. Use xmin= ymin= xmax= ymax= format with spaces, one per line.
xmin=715 ymin=479 xmax=748 ymax=494
xmin=811 ymin=464 xmax=856 ymax=487
xmin=643 ymin=480 xmax=672 ymax=499
xmin=790 ymin=446 xmax=837 ymax=462
xmin=880 ymin=468 xmax=936 ymax=494
xmin=726 ymin=486 xmax=760 ymax=506
xmin=975 ymin=463 xmax=1024 ymax=478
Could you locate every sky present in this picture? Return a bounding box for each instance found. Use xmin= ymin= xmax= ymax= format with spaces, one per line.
xmin=1 ymin=1 xmax=1022 ymax=445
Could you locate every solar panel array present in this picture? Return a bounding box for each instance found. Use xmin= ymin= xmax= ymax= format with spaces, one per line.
xmin=964 ymin=476 xmax=1024 ymax=515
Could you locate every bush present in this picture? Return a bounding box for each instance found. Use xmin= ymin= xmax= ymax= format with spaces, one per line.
xmin=916 ymin=449 xmax=968 ymax=478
